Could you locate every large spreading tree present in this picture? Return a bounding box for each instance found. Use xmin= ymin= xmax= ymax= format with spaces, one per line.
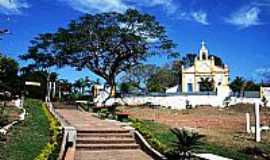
xmin=20 ymin=9 xmax=177 ymax=100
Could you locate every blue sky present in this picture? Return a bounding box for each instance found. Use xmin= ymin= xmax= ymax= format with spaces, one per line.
xmin=0 ymin=0 xmax=269 ymax=83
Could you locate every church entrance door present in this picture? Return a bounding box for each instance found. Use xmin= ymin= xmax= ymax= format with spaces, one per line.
xmin=188 ymin=83 xmax=193 ymax=92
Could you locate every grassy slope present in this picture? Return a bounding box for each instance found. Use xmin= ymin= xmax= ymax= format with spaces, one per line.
xmin=133 ymin=119 xmax=261 ymax=160
xmin=0 ymin=99 xmax=50 ymax=160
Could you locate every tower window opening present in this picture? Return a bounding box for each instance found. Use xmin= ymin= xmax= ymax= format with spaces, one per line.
xmin=202 ymin=52 xmax=207 ymax=60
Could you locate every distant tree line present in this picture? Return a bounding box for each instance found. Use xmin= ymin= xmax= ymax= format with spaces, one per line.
xmin=119 ymin=56 xmax=265 ymax=94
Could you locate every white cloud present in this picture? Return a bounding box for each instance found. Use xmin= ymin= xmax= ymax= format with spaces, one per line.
xmin=139 ymin=0 xmax=177 ymax=15
xmin=256 ymin=67 xmax=270 ymax=75
xmin=255 ymin=67 xmax=270 ymax=81
xmin=59 ymin=0 xmax=209 ymax=25
xmin=225 ymin=6 xmax=261 ymax=28
xmin=60 ymin=0 xmax=130 ymax=13
xmin=176 ymin=10 xmax=209 ymax=25
xmin=60 ymin=0 xmax=178 ymax=15
xmin=252 ymin=0 xmax=270 ymax=7
xmin=0 ymin=0 xmax=29 ymax=14
xmin=191 ymin=11 xmax=209 ymax=25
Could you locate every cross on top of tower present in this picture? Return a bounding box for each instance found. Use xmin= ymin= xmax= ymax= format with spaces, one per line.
xmin=201 ymin=41 xmax=206 ymax=47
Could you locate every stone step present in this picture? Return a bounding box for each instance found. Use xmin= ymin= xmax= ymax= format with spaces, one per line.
xmin=76 ymin=144 xmax=140 ymax=150
xmin=76 ymin=138 xmax=135 ymax=144
xmin=77 ymin=133 xmax=133 ymax=138
xmin=77 ymin=129 xmax=130 ymax=134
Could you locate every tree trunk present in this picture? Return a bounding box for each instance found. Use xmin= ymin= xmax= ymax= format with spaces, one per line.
xmin=59 ymin=87 xmax=61 ymax=100
xmin=52 ymin=82 xmax=56 ymax=98
xmin=102 ymin=79 xmax=116 ymax=105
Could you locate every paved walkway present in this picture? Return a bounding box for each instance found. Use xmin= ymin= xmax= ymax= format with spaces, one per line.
xmin=54 ymin=103 xmax=152 ymax=160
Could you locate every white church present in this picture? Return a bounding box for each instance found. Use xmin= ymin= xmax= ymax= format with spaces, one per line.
xmin=181 ymin=42 xmax=230 ymax=94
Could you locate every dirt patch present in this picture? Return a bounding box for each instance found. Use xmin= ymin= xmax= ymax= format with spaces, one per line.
xmin=121 ymin=104 xmax=270 ymax=151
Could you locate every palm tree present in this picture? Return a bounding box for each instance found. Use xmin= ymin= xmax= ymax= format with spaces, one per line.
xmin=57 ymin=79 xmax=71 ymax=99
xmin=229 ymin=76 xmax=245 ymax=97
xmin=199 ymin=78 xmax=214 ymax=92
xmin=73 ymin=79 xmax=84 ymax=94
xmin=170 ymin=128 xmax=204 ymax=160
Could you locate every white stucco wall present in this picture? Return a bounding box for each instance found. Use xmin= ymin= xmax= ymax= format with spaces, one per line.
xmin=99 ymin=94 xmax=228 ymax=110
xmin=95 ymin=86 xmax=268 ymax=109
xmin=228 ymin=97 xmax=267 ymax=106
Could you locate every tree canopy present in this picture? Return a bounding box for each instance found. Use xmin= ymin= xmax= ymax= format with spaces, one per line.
xmin=147 ymin=67 xmax=178 ymax=92
xmin=20 ymin=70 xmax=48 ymax=99
xmin=229 ymin=77 xmax=260 ymax=95
xmin=120 ymin=64 xmax=158 ymax=92
xmin=20 ymin=9 xmax=178 ymax=99
xmin=229 ymin=76 xmax=245 ymax=93
xmin=0 ymin=54 xmax=21 ymax=99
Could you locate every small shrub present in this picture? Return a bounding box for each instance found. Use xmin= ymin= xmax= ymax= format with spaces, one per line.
xmin=98 ymin=109 xmax=110 ymax=119
xmin=169 ymin=128 xmax=204 ymax=160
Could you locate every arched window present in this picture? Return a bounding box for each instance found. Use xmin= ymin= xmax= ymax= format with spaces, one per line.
xmin=202 ymin=52 xmax=207 ymax=60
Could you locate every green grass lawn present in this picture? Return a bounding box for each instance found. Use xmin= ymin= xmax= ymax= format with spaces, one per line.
xmin=132 ymin=119 xmax=270 ymax=160
xmin=0 ymin=99 xmax=50 ymax=160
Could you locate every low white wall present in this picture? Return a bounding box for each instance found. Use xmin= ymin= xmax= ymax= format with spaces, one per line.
xmin=228 ymin=97 xmax=270 ymax=107
xmin=104 ymin=95 xmax=226 ymax=110
xmin=95 ymin=91 xmax=266 ymax=110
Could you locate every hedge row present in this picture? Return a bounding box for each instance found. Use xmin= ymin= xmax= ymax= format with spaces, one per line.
xmin=130 ymin=119 xmax=167 ymax=154
xmin=35 ymin=104 xmax=62 ymax=160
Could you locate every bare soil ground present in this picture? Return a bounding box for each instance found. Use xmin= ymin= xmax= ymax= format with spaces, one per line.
xmin=120 ymin=104 xmax=270 ymax=152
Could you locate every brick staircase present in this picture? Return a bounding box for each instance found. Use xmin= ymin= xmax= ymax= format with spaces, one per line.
xmin=55 ymin=107 xmax=152 ymax=159
xmin=76 ymin=129 xmax=140 ymax=151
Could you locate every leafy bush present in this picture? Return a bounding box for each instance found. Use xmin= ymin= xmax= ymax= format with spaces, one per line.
xmin=34 ymin=104 xmax=61 ymax=160
xmin=98 ymin=109 xmax=110 ymax=119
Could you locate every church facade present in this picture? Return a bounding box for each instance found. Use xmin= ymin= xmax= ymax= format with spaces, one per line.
xmin=182 ymin=42 xmax=230 ymax=93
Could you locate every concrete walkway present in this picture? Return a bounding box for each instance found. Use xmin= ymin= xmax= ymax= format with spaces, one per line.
xmin=54 ymin=103 xmax=152 ymax=160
